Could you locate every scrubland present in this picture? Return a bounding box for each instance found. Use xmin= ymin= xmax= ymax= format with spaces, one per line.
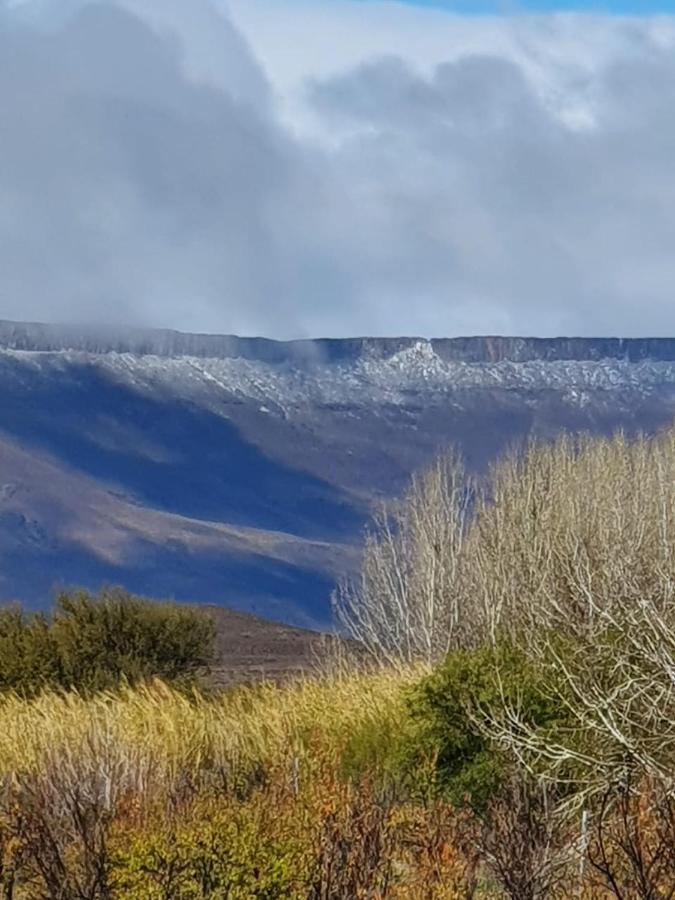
xmin=1 ymin=427 xmax=675 ymax=897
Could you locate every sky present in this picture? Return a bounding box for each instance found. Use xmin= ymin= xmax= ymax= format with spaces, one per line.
xmin=1 ymin=0 xmax=675 ymax=338
xmin=376 ymin=0 xmax=675 ymax=10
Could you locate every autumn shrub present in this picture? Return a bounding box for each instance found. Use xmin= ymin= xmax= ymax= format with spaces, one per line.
xmin=394 ymin=800 xmax=481 ymax=899
xmin=585 ymin=777 xmax=675 ymax=900
xmin=109 ymin=770 xmax=484 ymax=900
xmin=112 ymin=796 xmax=310 ymax=899
xmin=477 ymin=776 xmax=574 ymax=900
xmin=0 ymin=665 xmax=500 ymax=898
xmin=0 ymin=753 xmax=124 ymax=899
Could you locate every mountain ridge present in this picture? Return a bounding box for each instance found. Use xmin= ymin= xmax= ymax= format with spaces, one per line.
xmin=3 ymin=319 xmax=675 ymax=364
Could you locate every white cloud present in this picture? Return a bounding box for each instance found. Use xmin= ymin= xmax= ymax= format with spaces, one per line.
xmin=228 ymin=0 xmax=675 ymax=132
xmin=1 ymin=0 xmax=675 ymax=338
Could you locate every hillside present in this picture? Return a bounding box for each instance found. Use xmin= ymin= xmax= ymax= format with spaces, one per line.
xmin=1 ymin=320 xmax=674 ymax=626
xmin=207 ymin=605 xmax=327 ymax=686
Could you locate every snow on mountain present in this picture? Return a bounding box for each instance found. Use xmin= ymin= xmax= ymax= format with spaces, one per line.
xmin=4 ymin=336 xmax=675 ymax=412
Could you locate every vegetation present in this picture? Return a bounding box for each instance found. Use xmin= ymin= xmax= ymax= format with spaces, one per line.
xmin=334 ymin=450 xmax=474 ymax=666
xmin=334 ymin=425 xmax=675 ymax=897
xmin=0 ymin=588 xmax=215 ymax=695
xmin=1 ymin=426 xmax=675 ymax=896
xmin=410 ymin=641 xmax=566 ymax=809
xmin=0 ymin=670 xmax=439 ymax=898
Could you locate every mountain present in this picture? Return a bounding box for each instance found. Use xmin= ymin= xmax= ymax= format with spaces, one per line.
xmin=1 ymin=320 xmax=674 ymax=627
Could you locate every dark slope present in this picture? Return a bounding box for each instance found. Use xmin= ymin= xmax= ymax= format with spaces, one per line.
xmin=0 ymin=356 xmax=360 ymax=538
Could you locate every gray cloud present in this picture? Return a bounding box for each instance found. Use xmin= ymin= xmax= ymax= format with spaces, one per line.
xmin=308 ymin=47 xmax=675 ymax=337
xmin=0 ymin=1 xmax=316 ymax=334
xmin=1 ymin=1 xmax=675 ymax=337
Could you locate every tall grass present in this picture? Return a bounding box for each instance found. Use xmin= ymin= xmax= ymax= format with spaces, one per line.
xmin=0 ymin=666 xmax=421 ymax=794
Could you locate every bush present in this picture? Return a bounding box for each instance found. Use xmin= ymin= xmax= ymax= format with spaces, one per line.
xmin=409 ymin=642 xmax=566 ymax=809
xmin=0 ymin=588 xmax=215 ymax=696
xmin=51 ymin=588 xmax=215 ymax=692
xmin=0 ymin=605 xmax=63 ymax=695
xmin=113 ymin=801 xmax=308 ymax=899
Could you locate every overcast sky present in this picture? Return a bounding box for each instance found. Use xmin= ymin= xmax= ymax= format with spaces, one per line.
xmin=2 ymin=0 xmax=675 ymax=338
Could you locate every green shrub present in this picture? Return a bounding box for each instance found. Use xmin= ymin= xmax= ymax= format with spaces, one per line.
xmin=0 ymin=588 xmax=215 ymax=696
xmin=51 ymin=588 xmax=215 ymax=692
xmin=409 ymin=642 xmax=566 ymax=809
xmin=0 ymin=605 xmax=68 ymax=695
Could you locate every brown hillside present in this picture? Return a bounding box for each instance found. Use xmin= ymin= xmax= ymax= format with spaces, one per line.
xmin=206 ymin=605 xmax=331 ymax=686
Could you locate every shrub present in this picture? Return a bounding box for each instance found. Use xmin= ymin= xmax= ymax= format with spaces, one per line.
xmin=51 ymin=588 xmax=215 ymax=692
xmin=409 ymin=643 xmax=566 ymax=809
xmin=0 ymin=588 xmax=215 ymax=696
xmin=478 ymin=776 xmax=572 ymax=900
xmin=113 ymin=800 xmax=309 ymax=899
xmin=0 ymin=670 xmax=420 ymax=897
xmin=0 ymin=606 xmax=63 ymax=695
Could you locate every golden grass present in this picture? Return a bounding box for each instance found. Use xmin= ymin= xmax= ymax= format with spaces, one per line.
xmin=0 ymin=665 xmax=422 ymax=793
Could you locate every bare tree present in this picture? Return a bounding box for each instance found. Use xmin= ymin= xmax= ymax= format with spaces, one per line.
xmin=587 ymin=776 xmax=675 ymax=900
xmin=479 ymin=776 xmax=572 ymax=900
xmin=463 ymin=429 xmax=675 ymax=648
xmin=333 ymin=450 xmax=474 ymax=667
xmin=337 ymin=425 xmax=675 ymax=819
xmin=459 ymin=427 xmax=675 ymax=817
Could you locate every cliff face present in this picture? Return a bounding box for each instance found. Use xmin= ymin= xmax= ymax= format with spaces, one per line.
xmin=0 ymin=320 xmax=674 ymax=626
xmin=2 ymin=320 xmax=675 ymax=365
xmin=431 ymin=336 xmax=675 ymax=364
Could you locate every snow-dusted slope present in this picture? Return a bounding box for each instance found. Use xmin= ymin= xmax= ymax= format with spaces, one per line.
xmin=4 ymin=336 xmax=675 ymax=412
xmin=1 ymin=322 xmax=674 ymax=625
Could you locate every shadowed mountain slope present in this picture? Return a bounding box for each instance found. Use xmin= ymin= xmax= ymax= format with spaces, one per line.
xmin=1 ymin=321 xmax=674 ymax=627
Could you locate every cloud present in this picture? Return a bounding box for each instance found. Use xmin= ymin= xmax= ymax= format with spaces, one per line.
xmin=1 ymin=0 xmax=675 ymax=337
xmin=306 ymin=41 xmax=675 ymax=337
xmin=0 ymin=1 xmax=311 ymax=334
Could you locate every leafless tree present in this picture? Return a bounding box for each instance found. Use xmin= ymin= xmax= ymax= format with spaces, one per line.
xmin=478 ymin=776 xmax=573 ymax=900
xmin=333 ymin=450 xmax=475 ymax=667
xmin=462 ymin=429 xmax=675 ymax=649
xmin=337 ymin=424 xmax=675 ymax=829
xmin=587 ymin=776 xmax=675 ymax=900
xmin=455 ymin=428 xmax=675 ymax=790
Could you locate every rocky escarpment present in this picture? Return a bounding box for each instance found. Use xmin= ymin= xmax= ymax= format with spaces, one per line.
xmin=2 ymin=320 xmax=675 ymax=365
